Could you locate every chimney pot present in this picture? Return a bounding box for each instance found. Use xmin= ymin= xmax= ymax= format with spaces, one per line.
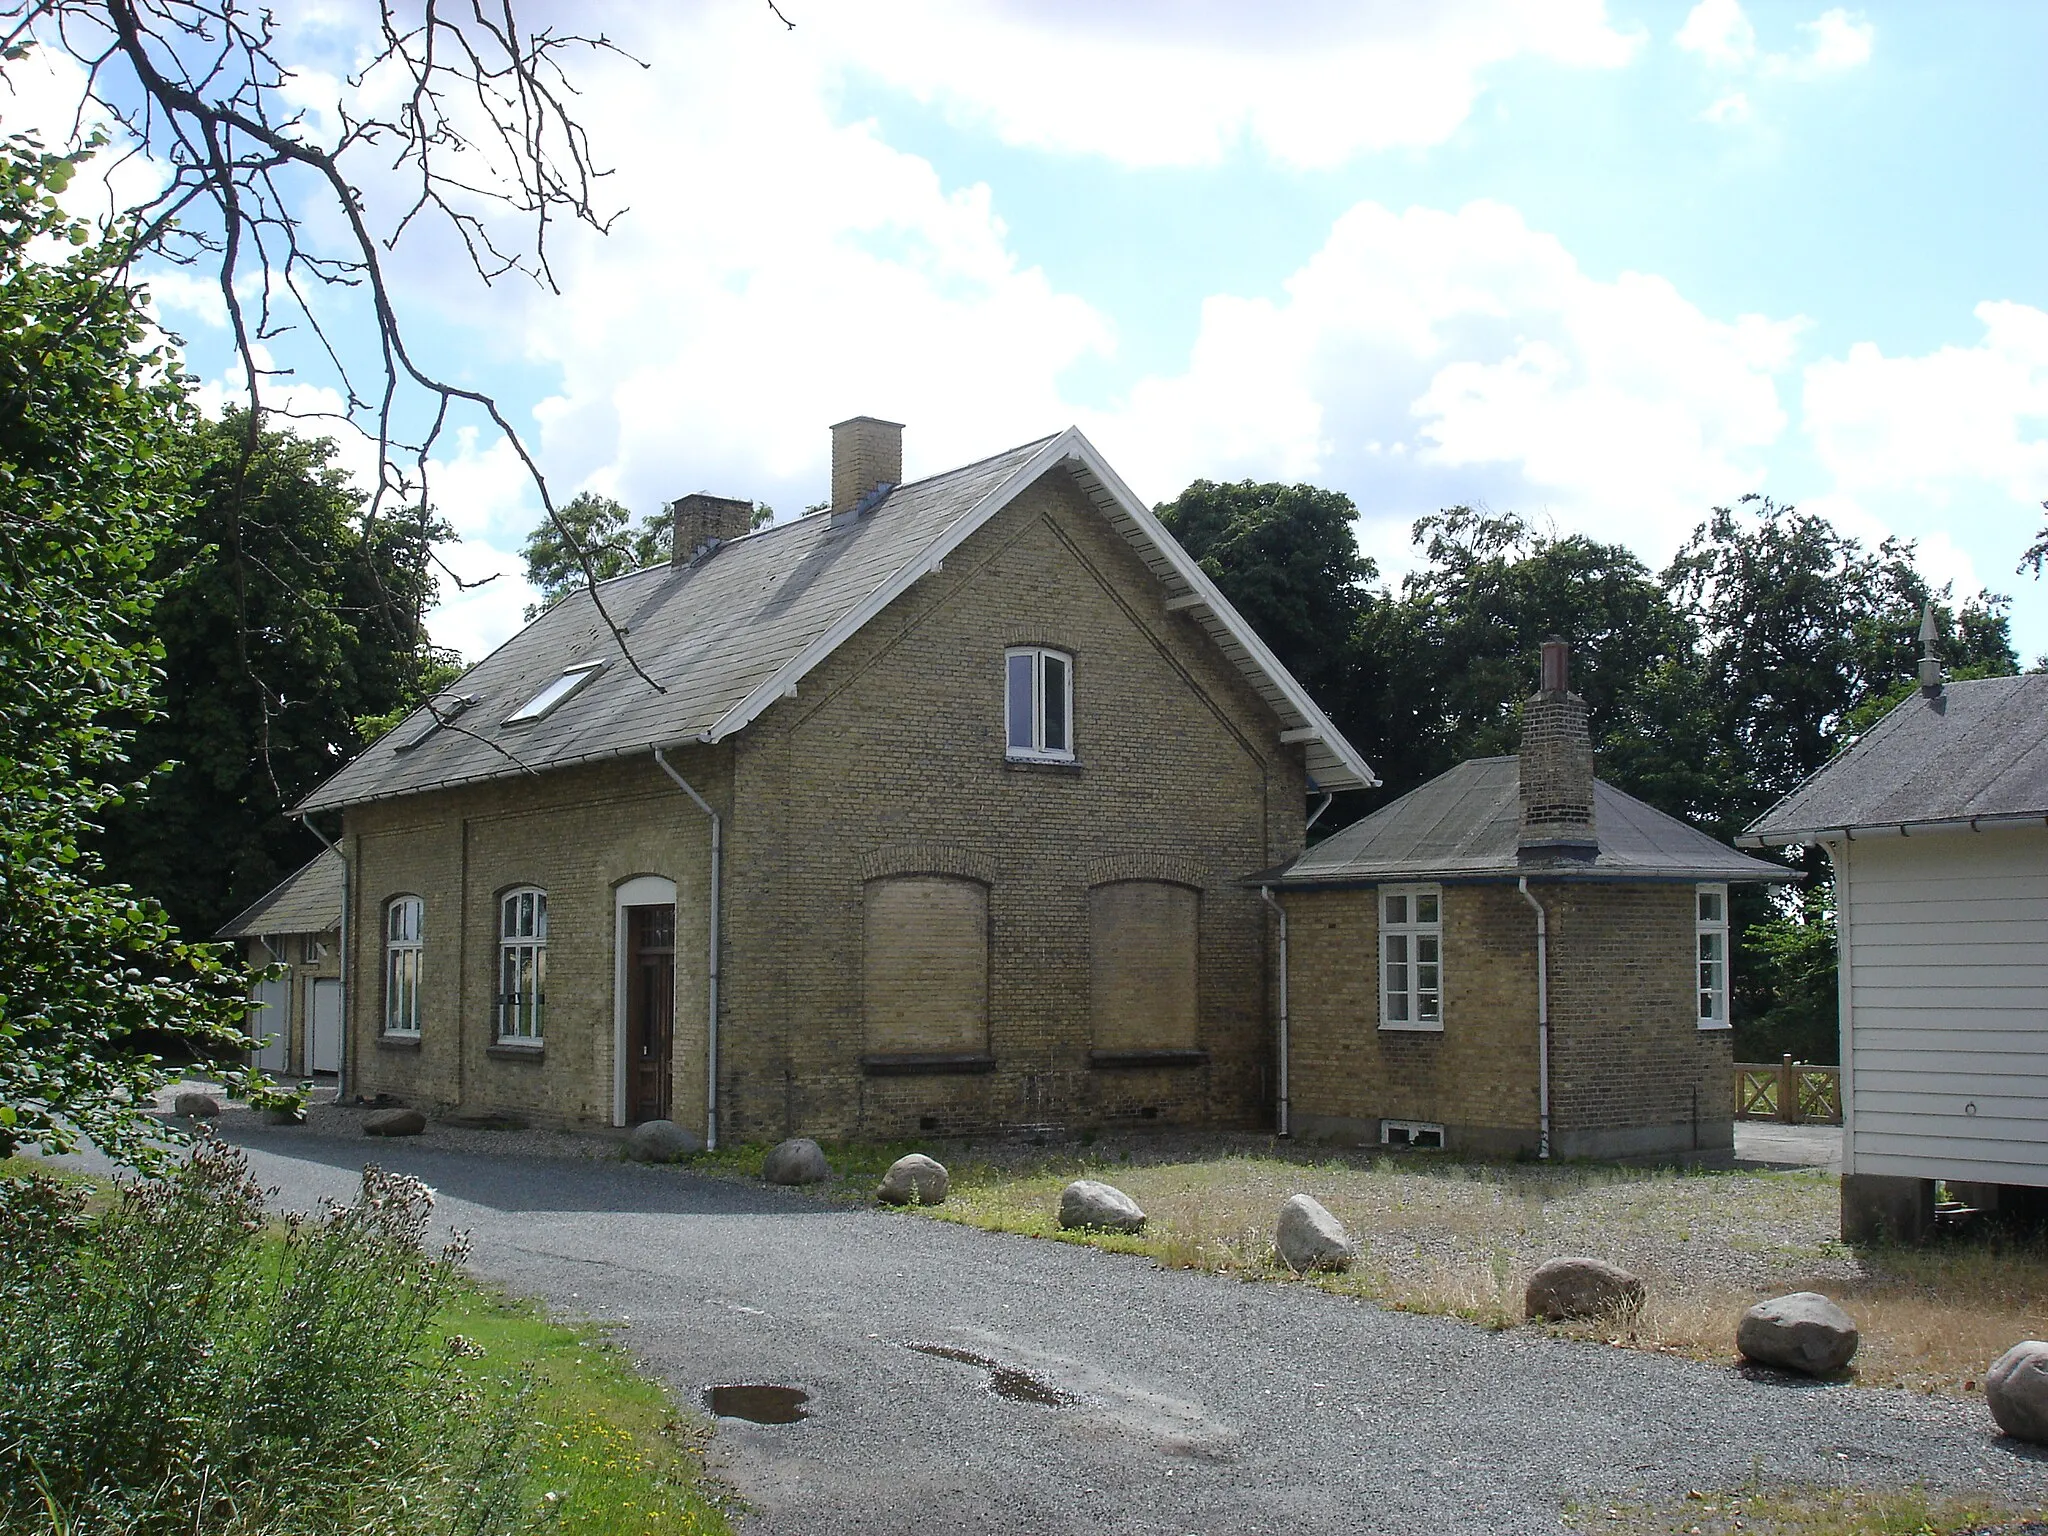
xmin=830 ymin=416 xmax=904 ymax=516
xmin=1519 ymin=638 xmax=1597 ymax=859
xmin=669 ymin=492 xmax=754 ymax=567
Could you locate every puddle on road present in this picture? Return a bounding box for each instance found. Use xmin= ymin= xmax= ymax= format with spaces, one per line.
xmin=907 ymin=1343 xmax=1073 ymax=1406
xmin=704 ymin=1384 xmax=809 ymax=1423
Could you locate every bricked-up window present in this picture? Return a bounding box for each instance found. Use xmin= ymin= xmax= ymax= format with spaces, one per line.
xmin=1090 ymin=881 xmax=1200 ymax=1051
xmin=864 ymin=876 xmax=989 ymax=1054
xmin=498 ymin=887 xmax=547 ymax=1041
xmin=1380 ymin=884 xmax=1443 ymax=1031
xmin=1005 ymin=647 xmax=1073 ymax=760
xmin=1697 ymin=884 xmax=1730 ymax=1028
xmin=383 ymin=896 xmax=423 ymax=1036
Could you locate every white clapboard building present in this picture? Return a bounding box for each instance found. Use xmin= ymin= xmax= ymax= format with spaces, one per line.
xmin=1743 ymin=645 xmax=2048 ymax=1240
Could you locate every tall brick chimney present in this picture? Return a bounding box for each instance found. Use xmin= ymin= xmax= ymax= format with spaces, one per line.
xmin=669 ymin=492 xmax=754 ymax=567
xmin=830 ymin=416 xmax=903 ymax=515
xmin=1518 ymin=637 xmax=1597 ymax=858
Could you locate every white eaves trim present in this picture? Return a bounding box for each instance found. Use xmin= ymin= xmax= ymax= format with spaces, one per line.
xmin=700 ymin=426 xmax=1379 ymax=791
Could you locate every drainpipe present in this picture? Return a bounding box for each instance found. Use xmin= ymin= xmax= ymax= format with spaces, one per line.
xmin=1260 ymin=885 xmax=1289 ymax=1138
xmin=653 ymin=747 xmax=722 ymax=1151
xmin=1306 ymin=791 xmax=1335 ymax=833
xmin=298 ymin=815 xmax=349 ymax=1105
xmin=1517 ymin=877 xmax=1550 ymax=1161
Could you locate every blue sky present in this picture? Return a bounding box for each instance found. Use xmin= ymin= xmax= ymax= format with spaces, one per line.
xmin=67 ymin=1 xmax=2048 ymax=666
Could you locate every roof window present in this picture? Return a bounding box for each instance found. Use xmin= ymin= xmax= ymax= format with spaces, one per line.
xmin=504 ymin=661 xmax=606 ymax=726
xmin=393 ymin=694 xmax=474 ymax=753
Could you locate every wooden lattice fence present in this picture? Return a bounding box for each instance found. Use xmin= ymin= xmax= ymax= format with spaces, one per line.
xmin=1735 ymin=1055 xmax=1843 ymax=1125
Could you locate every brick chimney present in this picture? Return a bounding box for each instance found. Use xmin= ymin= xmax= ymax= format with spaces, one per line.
xmin=1518 ymin=638 xmax=1598 ymax=858
xmin=669 ymin=492 xmax=754 ymax=567
xmin=830 ymin=416 xmax=903 ymax=515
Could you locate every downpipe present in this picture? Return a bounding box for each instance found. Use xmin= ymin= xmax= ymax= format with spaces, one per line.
xmin=1517 ymin=876 xmax=1551 ymax=1161
xmin=1259 ymin=885 xmax=1289 ymax=1138
xmin=654 ymin=747 xmax=722 ymax=1151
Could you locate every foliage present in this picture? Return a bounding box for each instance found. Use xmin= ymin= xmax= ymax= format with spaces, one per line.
xmin=521 ymin=492 xmax=777 ymax=618
xmin=0 ymin=135 xmax=254 ymax=1164
xmin=95 ymin=413 xmax=457 ymax=938
xmin=1735 ymin=891 xmax=1841 ymax=1065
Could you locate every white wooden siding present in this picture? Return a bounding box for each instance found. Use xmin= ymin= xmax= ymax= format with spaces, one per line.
xmin=1842 ymin=826 xmax=2048 ymax=1186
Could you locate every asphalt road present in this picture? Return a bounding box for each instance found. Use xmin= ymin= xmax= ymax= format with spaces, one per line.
xmin=163 ymin=1126 xmax=2045 ymax=1534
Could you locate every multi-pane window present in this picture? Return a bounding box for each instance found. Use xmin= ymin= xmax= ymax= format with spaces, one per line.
xmin=1697 ymin=884 xmax=1729 ymax=1028
xmin=1005 ymin=647 xmax=1073 ymax=760
xmin=1380 ymin=885 xmax=1443 ymax=1031
xmin=384 ymin=897 xmax=423 ymax=1036
xmin=498 ymin=887 xmax=547 ymax=1041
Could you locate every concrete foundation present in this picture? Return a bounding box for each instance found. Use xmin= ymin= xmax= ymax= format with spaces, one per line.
xmin=1841 ymin=1172 xmax=1935 ymax=1244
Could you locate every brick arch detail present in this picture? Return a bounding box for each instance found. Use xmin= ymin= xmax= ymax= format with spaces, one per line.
xmin=858 ymin=841 xmax=997 ymax=887
xmin=1085 ymin=854 xmax=1205 ymax=891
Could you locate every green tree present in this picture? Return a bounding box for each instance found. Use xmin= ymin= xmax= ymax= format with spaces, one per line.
xmin=521 ymin=493 xmax=776 ymax=618
xmin=96 ymin=413 xmax=456 ymax=939
xmin=0 ymin=136 xmax=252 ymax=1163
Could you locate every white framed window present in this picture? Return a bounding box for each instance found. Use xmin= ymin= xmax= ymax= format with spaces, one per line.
xmin=1379 ymin=884 xmax=1443 ymax=1031
xmin=1005 ymin=646 xmax=1073 ymax=760
xmin=1697 ymin=884 xmax=1730 ymax=1029
xmin=504 ymin=661 xmax=605 ymax=726
xmin=300 ymin=933 xmax=328 ymax=965
xmin=498 ymin=887 xmax=548 ymax=1041
xmin=383 ymin=897 xmax=423 ymax=1036
xmin=1381 ymin=1119 xmax=1445 ymax=1149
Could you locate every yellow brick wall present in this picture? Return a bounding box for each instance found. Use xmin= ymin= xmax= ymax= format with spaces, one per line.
xmin=339 ymin=463 xmax=1307 ymax=1139
xmin=1283 ymin=880 xmax=1733 ymax=1157
xmin=238 ymin=932 xmax=339 ymax=1074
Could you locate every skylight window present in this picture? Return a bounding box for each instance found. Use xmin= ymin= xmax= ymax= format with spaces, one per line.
xmin=504 ymin=661 xmax=605 ymax=725
xmin=393 ymin=694 xmax=474 ymax=753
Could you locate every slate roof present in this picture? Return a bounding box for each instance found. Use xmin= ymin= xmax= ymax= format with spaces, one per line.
xmin=1741 ymin=674 xmax=2048 ymax=847
xmin=216 ymin=849 xmax=344 ymax=938
xmin=297 ymin=428 xmax=1375 ymax=813
xmin=1263 ymin=757 xmax=1798 ymax=887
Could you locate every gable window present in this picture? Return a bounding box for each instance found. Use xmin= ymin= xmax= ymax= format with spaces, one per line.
xmin=1380 ymin=884 xmax=1443 ymax=1032
xmin=1005 ymin=647 xmax=1072 ymax=760
xmin=498 ymin=887 xmax=547 ymax=1041
xmin=1697 ymin=884 xmax=1729 ymax=1029
xmin=504 ymin=661 xmax=605 ymax=726
xmin=384 ymin=897 xmax=423 ymax=1036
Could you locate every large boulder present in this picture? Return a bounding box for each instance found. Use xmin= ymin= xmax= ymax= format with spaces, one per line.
xmin=762 ymin=1137 xmax=830 ymax=1186
xmin=1058 ymin=1179 xmax=1146 ymax=1234
xmin=363 ymin=1107 xmax=427 ymax=1137
xmin=626 ymin=1119 xmax=702 ymax=1163
xmin=1525 ymin=1256 xmax=1646 ymax=1323
xmin=1737 ymin=1291 xmax=1860 ymax=1376
xmin=1275 ymin=1194 xmax=1354 ymax=1272
xmin=877 ymin=1154 xmax=949 ymax=1206
xmin=1986 ymin=1341 xmax=2048 ymax=1442
xmin=172 ymin=1091 xmax=221 ymax=1119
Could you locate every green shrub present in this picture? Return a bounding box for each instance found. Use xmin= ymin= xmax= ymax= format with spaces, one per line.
xmin=0 ymin=1136 xmax=527 ymax=1535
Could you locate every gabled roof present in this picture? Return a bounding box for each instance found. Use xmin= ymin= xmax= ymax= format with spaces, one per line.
xmin=296 ymin=428 xmax=1376 ymax=813
xmin=1264 ymin=757 xmax=1797 ymax=887
xmin=216 ymin=849 xmax=344 ymax=939
xmin=1741 ymin=674 xmax=2048 ymax=847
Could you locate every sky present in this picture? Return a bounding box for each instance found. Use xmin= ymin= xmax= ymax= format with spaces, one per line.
xmin=24 ymin=1 xmax=2048 ymax=666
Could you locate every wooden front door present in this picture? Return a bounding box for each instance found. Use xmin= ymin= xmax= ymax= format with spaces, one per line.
xmin=626 ymin=904 xmax=676 ymax=1123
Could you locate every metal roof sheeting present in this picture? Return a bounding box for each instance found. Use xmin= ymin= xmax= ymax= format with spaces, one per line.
xmin=215 ymin=849 xmax=344 ymax=938
xmin=296 ymin=427 xmax=1375 ymax=813
xmin=1742 ymin=674 xmax=2048 ymax=847
xmin=1267 ymin=757 xmax=1797 ymax=886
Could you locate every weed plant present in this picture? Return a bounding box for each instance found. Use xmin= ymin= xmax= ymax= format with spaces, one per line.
xmin=0 ymin=1137 xmax=528 ymax=1536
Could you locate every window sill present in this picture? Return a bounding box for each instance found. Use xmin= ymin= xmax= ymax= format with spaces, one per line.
xmin=1089 ymin=1048 xmax=1210 ymax=1070
xmin=1378 ymin=1022 xmax=1444 ymax=1034
xmin=859 ymin=1051 xmax=997 ymax=1077
xmin=487 ymin=1040 xmax=546 ymax=1062
xmin=1697 ymin=1021 xmax=1734 ymax=1032
xmin=376 ymin=1033 xmax=422 ymax=1052
xmin=1003 ymin=756 xmax=1082 ymax=777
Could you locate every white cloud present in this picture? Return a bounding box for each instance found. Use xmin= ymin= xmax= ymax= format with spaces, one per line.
xmin=1797 ymin=8 xmax=1875 ymax=73
xmin=1086 ymin=200 xmax=1800 ymax=570
xmin=814 ymin=0 xmax=1642 ymax=170
xmin=1700 ymin=91 xmax=1752 ymax=124
xmin=1676 ymin=0 xmax=1756 ymax=67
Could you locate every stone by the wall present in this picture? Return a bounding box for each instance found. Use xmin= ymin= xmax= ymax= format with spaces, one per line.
xmin=172 ymin=1092 xmax=221 ymax=1119
xmin=1987 ymin=1341 xmax=2048 ymax=1443
xmin=363 ymin=1107 xmax=426 ymax=1137
xmin=1524 ymin=1256 xmax=1645 ymax=1322
xmin=626 ymin=1119 xmax=702 ymax=1163
xmin=1274 ymin=1194 xmax=1353 ymax=1272
xmin=762 ymin=1137 xmax=830 ymax=1186
xmin=876 ymin=1153 xmax=949 ymax=1206
xmin=1737 ymin=1292 xmax=1859 ymax=1376
xmin=1058 ymin=1179 xmax=1146 ymax=1233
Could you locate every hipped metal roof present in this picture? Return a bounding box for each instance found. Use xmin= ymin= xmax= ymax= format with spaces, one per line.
xmin=1742 ymin=673 xmax=2048 ymax=847
xmin=295 ymin=428 xmax=1375 ymax=814
xmin=215 ymin=848 xmax=344 ymax=939
xmin=1264 ymin=757 xmax=1798 ymax=887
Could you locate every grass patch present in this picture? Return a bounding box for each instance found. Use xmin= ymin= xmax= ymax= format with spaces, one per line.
xmin=880 ymin=1141 xmax=2048 ymax=1392
xmin=1570 ymin=1483 xmax=2036 ymax=1534
xmin=429 ymin=1282 xmax=733 ymax=1536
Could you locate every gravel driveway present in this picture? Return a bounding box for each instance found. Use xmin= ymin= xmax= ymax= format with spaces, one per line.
xmin=151 ymin=1123 xmax=2047 ymax=1534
